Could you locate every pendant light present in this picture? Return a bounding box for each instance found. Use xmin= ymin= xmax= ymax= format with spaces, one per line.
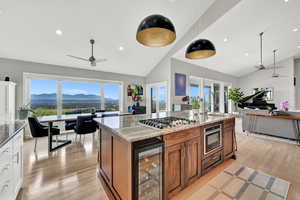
xmin=136 ymin=14 xmax=176 ymax=47
xmin=185 ymin=39 xmax=216 ymax=59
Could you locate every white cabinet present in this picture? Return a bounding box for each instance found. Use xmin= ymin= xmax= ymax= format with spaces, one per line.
xmin=0 ymin=129 xmax=23 ymax=200
xmin=0 ymin=81 xmax=16 ymax=123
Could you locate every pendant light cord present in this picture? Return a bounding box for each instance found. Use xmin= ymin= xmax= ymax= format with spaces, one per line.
xmin=273 ymin=49 xmax=278 ymax=74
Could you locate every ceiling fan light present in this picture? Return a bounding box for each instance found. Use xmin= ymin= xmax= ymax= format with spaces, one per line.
xmin=136 ymin=14 xmax=176 ymax=47
xmin=185 ymin=39 xmax=216 ymax=59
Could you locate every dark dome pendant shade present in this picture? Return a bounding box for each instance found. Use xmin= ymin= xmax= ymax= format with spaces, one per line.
xmin=185 ymin=39 xmax=216 ymax=59
xmin=136 ymin=14 xmax=176 ymax=47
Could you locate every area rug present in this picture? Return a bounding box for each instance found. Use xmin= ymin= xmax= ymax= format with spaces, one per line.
xmin=194 ymin=163 xmax=290 ymax=200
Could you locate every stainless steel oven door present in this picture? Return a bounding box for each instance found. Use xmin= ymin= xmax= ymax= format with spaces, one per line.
xmin=204 ymin=125 xmax=222 ymax=154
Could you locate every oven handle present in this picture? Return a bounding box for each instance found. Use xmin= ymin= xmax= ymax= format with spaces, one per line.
xmin=205 ymin=129 xmax=221 ymax=135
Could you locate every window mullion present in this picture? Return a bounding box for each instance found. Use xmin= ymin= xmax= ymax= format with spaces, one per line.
xmin=100 ymin=84 xmax=105 ymax=110
xmin=57 ymin=80 xmax=62 ymax=115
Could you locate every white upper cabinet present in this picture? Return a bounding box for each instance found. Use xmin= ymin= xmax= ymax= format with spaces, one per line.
xmin=0 ymin=81 xmax=16 ymax=123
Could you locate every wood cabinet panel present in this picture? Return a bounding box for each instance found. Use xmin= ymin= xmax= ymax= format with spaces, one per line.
xmin=184 ymin=137 xmax=201 ymax=185
xmin=224 ymin=118 xmax=235 ymax=129
xmin=164 ymin=128 xmax=200 ymax=147
xmin=100 ymin=128 xmax=113 ymax=184
xmin=112 ymin=135 xmax=131 ymax=200
xmin=165 ymin=143 xmax=185 ymax=199
xmin=223 ymin=127 xmax=234 ymax=157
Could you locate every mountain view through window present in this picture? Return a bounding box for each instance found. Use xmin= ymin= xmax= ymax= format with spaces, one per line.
xmin=30 ymin=79 xmax=121 ymax=116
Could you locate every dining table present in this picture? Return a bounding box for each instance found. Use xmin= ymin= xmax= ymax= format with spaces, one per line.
xmin=38 ymin=111 xmax=132 ymax=152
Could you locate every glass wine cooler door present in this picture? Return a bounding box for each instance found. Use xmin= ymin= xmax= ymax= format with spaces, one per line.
xmin=133 ymin=138 xmax=164 ymax=200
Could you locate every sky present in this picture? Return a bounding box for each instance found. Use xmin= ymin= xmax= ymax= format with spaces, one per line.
xmin=31 ymin=79 xmax=120 ymax=99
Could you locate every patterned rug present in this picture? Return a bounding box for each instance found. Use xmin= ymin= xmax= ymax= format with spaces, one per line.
xmin=193 ymin=163 xmax=290 ymax=200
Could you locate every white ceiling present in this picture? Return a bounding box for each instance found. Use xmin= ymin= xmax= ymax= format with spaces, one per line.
xmin=174 ymin=0 xmax=300 ymax=77
xmin=0 ymin=0 xmax=215 ymax=76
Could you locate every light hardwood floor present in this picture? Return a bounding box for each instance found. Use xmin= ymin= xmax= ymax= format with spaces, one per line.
xmin=19 ymin=119 xmax=300 ymax=200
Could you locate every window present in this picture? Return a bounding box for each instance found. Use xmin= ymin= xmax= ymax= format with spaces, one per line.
xmin=151 ymin=87 xmax=157 ymax=113
xmin=204 ymin=86 xmax=212 ymax=112
xmin=147 ymin=82 xmax=168 ymax=113
xmin=62 ymin=81 xmax=101 ymax=114
xmin=26 ymin=73 xmax=123 ymax=116
xmin=189 ymin=76 xmax=232 ymax=113
xmin=159 ymin=86 xmax=167 ymax=111
xmin=30 ymin=79 xmax=57 ymax=116
xmin=213 ymin=83 xmax=220 ymax=112
xmin=189 ymin=84 xmax=200 ymax=109
xmin=224 ymin=86 xmax=229 ymax=113
xmin=104 ymin=84 xmax=121 ymax=111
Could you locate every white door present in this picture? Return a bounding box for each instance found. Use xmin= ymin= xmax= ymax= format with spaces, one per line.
xmin=147 ymin=82 xmax=168 ymax=113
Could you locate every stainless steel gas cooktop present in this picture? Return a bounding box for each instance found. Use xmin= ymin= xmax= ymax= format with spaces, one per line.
xmin=139 ymin=117 xmax=196 ymax=129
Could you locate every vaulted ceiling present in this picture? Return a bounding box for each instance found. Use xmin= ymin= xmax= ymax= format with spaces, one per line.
xmin=174 ymin=0 xmax=300 ymax=77
xmin=0 ymin=0 xmax=215 ymax=76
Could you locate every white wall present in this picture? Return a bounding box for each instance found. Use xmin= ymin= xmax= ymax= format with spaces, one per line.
xmin=237 ymin=57 xmax=295 ymax=110
xmin=294 ymin=58 xmax=300 ymax=109
xmin=0 ymin=58 xmax=146 ymax=113
xmin=170 ymin=58 xmax=238 ymax=107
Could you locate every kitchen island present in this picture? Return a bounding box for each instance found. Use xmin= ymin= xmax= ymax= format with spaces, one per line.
xmin=94 ymin=111 xmax=236 ymax=200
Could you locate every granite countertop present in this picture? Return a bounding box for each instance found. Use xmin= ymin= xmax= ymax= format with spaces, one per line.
xmin=94 ymin=110 xmax=235 ymax=142
xmin=0 ymin=121 xmax=27 ymax=148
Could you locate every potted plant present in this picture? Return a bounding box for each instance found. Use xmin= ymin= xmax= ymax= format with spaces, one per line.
xmin=190 ymin=96 xmax=200 ymax=109
xmin=18 ymin=104 xmax=35 ymax=120
xmin=280 ymin=101 xmax=289 ymax=111
xmin=228 ymin=88 xmax=244 ymax=112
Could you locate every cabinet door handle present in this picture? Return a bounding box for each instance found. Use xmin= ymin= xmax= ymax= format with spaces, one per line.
xmin=13 ymin=152 xmax=19 ymax=164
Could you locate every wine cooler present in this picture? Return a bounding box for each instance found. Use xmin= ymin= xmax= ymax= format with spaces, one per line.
xmin=132 ymin=138 xmax=164 ymax=200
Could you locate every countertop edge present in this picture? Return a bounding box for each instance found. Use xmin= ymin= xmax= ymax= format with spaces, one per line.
xmin=96 ymin=116 xmax=235 ymax=143
xmin=0 ymin=121 xmax=27 ymax=149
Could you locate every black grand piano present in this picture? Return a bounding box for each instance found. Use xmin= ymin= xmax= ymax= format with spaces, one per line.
xmin=238 ymin=90 xmax=277 ymax=110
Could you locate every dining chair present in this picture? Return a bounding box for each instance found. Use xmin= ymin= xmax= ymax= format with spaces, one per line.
xmin=28 ymin=116 xmax=60 ymax=152
xmin=74 ymin=114 xmax=97 ymax=142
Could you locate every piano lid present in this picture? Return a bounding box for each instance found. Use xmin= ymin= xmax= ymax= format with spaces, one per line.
xmin=240 ymin=91 xmax=267 ymax=104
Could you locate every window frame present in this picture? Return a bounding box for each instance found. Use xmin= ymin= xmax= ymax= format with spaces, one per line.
xmin=188 ymin=76 xmax=232 ymax=113
xmin=23 ymin=72 xmax=124 ymax=115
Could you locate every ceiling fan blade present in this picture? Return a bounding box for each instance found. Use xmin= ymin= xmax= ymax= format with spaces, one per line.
xmin=95 ymin=58 xmax=107 ymax=63
xmin=265 ymin=66 xmax=285 ymax=69
xmin=67 ymin=55 xmax=89 ymax=61
xmin=254 ymin=65 xmax=266 ymax=70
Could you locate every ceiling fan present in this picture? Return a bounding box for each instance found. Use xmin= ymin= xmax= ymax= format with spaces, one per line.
xmin=271 ymin=49 xmax=286 ymax=78
xmin=254 ymin=32 xmax=284 ymax=72
xmin=67 ymin=39 xmax=107 ymax=67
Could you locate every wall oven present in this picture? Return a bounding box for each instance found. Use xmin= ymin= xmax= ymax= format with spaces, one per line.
xmin=204 ymin=124 xmax=222 ymax=154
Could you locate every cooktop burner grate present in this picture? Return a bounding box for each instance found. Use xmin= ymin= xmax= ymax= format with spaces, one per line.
xmin=139 ymin=117 xmax=196 ymax=129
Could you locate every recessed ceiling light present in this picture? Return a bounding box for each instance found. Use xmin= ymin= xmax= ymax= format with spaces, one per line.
xmin=284 ymin=0 xmax=289 ymax=2
xmin=297 ymin=45 xmax=300 ymax=48
xmin=293 ymin=28 xmax=299 ymax=32
xmin=244 ymin=53 xmax=249 ymax=56
xmin=119 ymin=46 xmax=124 ymax=51
xmin=55 ymin=29 xmax=63 ymax=36
xmin=223 ymin=37 xmax=229 ymax=42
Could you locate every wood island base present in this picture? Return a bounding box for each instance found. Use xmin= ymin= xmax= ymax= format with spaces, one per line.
xmin=97 ymin=118 xmax=236 ymax=200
